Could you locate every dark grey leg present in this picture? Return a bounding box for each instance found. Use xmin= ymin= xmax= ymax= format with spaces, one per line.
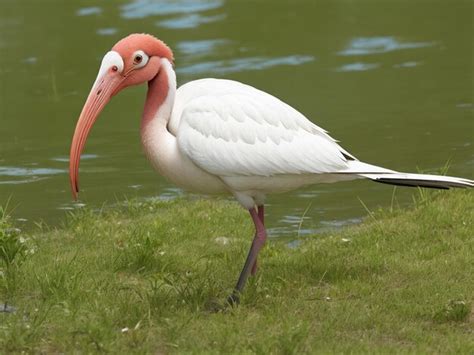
xmin=227 ymin=208 xmax=267 ymax=305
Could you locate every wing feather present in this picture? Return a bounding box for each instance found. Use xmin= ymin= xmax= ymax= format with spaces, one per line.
xmin=175 ymin=79 xmax=352 ymax=177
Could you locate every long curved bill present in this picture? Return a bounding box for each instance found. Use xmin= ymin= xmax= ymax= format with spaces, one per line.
xmin=69 ymin=72 xmax=123 ymax=200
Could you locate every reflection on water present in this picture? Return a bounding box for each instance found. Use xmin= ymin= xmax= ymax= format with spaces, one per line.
xmin=393 ymin=61 xmax=420 ymax=68
xmin=338 ymin=36 xmax=436 ymax=56
xmin=142 ymin=188 xmax=183 ymax=202
xmin=0 ymin=177 xmax=49 ymax=185
xmin=336 ymin=61 xmax=423 ymax=72
xmin=0 ymin=167 xmax=65 ymax=185
xmin=157 ymin=13 xmax=226 ymax=29
xmin=335 ymin=36 xmax=435 ymax=72
xmin=76 ymin=7 xmax=102 ymax=16
xmin=320 ymin=218 xmax=363 ymax=229
xmin=121 ymin=0 xmax=226 ymax=29
xmin=178 ymin=55 xmax=315 ymax=75
xmin=335 ymin=62 xmax=380 ymax=72
xmin=0 ymin=167 xmax=65 ymax=177
xmin=51 ymin=154 xmax=98 ymax=162
xmin=22 ymin=57 xmax=38 ymax=64
xmin=97 ymin=28 xmax=118 ymax=36
xmin=268 ymin=216 xmax=362 ymax=237
xmin=58 ymin=202 xmax=86 ymax=211
xmin=128 ymin=184 xmax=143 ymax=190
xmin=121 ymin=0 xmax=223 ymax=19
xmin=177 ymin=39 xmax=231 ymax=57
xmin=120 ymin=0 xmax=226 ymax=29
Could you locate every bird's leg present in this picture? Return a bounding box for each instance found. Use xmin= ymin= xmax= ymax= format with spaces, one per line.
xmin=228 ymin=208 xmax=267 ymax=305
xmin=257 ymin=205 xmax=265 ymax=224
xmin=251 ymin=205 xmax=265 ymax=275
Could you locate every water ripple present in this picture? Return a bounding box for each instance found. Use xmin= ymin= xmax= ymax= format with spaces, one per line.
xmin=335 ymin=62 xmax=380 ymax=72
xmin=58 ymin=202 xmax=86 ymax=211
xmin=76 ymin=7 xmax=102 ymax=16
xmin=51 ymin=154 xmax=98 ymax=162
xmin=178 ymin=55 xmax=315 ymax=75
xmin=22 ymin=57 xmax=37 ymax=64
xmin=121 ymin=0 xmax=223 ymax=19
xmin=456 ymin=103 xmax=473 ymax=109
xmin=280 ymin=214 xmax=310 ymax=225
xmin=157 ymin=13 xmax=225 ymax=29
xmin=0 ymin=177 xmax=48 ymax=185
xmin=0 ymin=166 xmax=65 ymax=177
xmin=339 ymin=36 xmax=436 ymax=56
xmin=97 ymin=28 xmax=118 ymax=36
xmin=320 ymin=218 xmax=362 ymax=228
xmin=393 ymin=61 xmax=421 ymax=68
xmin=143 ymin=187 xmax=183 ymax=201
xmin=177 ymin=39 xmax=231 ymax=56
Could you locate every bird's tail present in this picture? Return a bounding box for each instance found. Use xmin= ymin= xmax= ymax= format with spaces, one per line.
xmin=359 ymin=172 xmax=473 ymax=189
xmin=340 ymin=161 xmax=474 ymax=189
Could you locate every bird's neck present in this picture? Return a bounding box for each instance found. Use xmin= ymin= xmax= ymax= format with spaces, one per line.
xmin=141 ymin=58 xmax=176 ymax=133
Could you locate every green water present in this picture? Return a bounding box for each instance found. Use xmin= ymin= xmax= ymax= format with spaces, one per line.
xmin=0 ymin=0 xmax=472 ymax=235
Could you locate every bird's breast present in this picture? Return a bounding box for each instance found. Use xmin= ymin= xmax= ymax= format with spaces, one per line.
xmin=141 ymin=118 xmax=228 ymax=195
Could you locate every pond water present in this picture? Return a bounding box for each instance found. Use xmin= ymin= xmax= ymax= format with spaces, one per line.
xmin=0 ymin=0 xmax=472 ymax=236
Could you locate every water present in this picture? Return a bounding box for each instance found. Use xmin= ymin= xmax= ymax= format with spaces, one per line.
xmin=0 ymin=0 xmax=472 ymax=236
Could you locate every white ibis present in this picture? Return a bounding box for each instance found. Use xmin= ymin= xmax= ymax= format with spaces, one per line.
xmin=70 ymin=34 xmax=473 ymax=303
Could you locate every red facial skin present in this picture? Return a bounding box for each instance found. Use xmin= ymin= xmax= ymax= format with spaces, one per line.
xmin=69 ymin=34 xmax=173 ymax=199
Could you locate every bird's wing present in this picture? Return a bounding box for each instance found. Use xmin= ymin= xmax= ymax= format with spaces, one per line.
xmin=175 ymin=79 xmax=353 ymax=177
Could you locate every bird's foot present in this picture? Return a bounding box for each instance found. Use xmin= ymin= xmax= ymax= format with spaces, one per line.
xmin=203 ymin=293 xmax=240 ymax=313
xmin=226 ymin=292 xmax=240 ymax=307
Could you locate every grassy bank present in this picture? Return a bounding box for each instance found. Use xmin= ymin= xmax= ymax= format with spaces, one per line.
xmin=1 ymin=190 xmax=473 ymax=353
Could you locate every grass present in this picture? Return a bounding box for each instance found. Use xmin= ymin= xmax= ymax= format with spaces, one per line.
xmin=0 ymin=190 xmax=473 ymax=353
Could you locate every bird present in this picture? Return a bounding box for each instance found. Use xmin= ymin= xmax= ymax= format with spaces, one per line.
xmin=69 ymin=33 xmax=473 ymax=304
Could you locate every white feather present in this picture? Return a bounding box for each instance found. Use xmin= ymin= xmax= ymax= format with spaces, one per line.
xmin=142 ymin=66 xmax=472 ymax=209
xmin=175 ymin=79 xmax=352 ymax=178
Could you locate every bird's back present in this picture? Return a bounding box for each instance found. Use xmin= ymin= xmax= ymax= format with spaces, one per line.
xmin=169 ymin=78 xmax=278 ymax=134
xmin=170 ymin=79 xmax=355 ymax=180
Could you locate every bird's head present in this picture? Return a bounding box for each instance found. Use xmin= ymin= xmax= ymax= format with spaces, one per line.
xmin=69 ymin=34 xmax=173 ymax=200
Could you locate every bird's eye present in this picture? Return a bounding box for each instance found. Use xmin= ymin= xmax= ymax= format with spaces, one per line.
xmin=134 ymin=55 xmax=142 ymax=64
xmin=111 ymin=65 xmax=118 ymax=72
xmin=132 ymin=50 xmax=149 ymax=69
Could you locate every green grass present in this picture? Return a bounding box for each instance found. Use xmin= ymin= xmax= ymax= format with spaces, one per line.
xmin=1 ymin=190 xmax=473 ymax=353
